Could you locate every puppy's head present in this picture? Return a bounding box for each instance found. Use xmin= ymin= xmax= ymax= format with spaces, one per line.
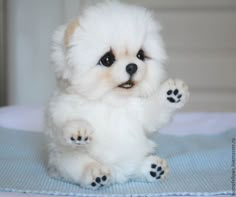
xmin=52 ymin=2 xmax=167 ymax=100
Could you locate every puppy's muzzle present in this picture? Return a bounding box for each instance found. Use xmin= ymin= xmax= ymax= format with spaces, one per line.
xmin=118 ymin=63 xmax=137 ymax=89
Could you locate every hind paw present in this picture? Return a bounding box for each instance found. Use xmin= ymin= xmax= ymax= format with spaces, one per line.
xmin=142 ymin=155 xmax=169 ymax=181
xmin=81 ymin=163 xmax=111 ymax=189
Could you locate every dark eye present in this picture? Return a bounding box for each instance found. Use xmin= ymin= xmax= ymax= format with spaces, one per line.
xmin=136 ymin=49 xmax=145 ymax=61
xmin=98 ymin=50 xmax=115 ymax=67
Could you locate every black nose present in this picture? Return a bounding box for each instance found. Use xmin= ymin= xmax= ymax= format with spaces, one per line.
xmin=126 ymin=63 xmax=138 ymax=75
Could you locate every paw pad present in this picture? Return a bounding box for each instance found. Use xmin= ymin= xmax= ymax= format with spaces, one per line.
xmin=63 ymin=120 xmax=94 ymax=146
xmin=149 ymin=163 xmax=166 ymax=179
xmin=70 ymin=133 xmax=90 ymax=145
xmin=91 ymin=176 xmax=108 ymax=188
xmin=166 ymin=89 xmax=182 ymax=103
xmin=70 ymin=136 xmax=89 ymax=142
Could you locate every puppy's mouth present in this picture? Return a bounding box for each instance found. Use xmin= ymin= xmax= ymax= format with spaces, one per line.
xmin=118 ymin=80 xmax=135 ymax=89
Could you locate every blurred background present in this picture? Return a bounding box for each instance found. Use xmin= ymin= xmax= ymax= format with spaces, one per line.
xmin=0 ymin=0 xmax=236 ymax=112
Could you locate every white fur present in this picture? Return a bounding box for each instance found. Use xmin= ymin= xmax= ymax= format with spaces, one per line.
xmin=45 ymin=1 xmax=189 ymax=188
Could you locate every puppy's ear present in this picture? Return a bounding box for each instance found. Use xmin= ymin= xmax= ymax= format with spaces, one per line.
xmin=51 ymin=19 xmax=80 ymax=83
xmin=64 ymin=19 xmax=80 ymax=47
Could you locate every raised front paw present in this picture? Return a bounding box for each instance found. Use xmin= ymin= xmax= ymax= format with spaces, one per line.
xmin=160 ymin=79 xmax=189 ymax=109
xmin=141 ymin=155 xmax=169 ymax=182
xmin=63 ymin=120 xmax=93 ymax=146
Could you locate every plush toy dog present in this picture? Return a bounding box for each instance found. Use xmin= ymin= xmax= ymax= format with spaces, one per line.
xmin=45 ymin=1 xmax=189 ymax=189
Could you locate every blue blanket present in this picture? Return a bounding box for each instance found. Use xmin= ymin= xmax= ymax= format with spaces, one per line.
xmin=0 ymin=127 xmax=235 ymax=196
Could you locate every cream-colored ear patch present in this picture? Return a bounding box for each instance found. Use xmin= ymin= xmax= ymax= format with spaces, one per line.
xmin=64 ymin=19 xmax=80 ymax=47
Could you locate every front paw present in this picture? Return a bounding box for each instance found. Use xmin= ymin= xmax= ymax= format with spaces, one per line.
xmin=63 ymin=120 xmax=93 ymax=146
xmin=160 ymin=79 xmax=189 ymax=109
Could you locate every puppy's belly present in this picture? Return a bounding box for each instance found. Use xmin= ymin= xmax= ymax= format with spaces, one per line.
xmin=87 ymin=125 xmax=155 ymax=182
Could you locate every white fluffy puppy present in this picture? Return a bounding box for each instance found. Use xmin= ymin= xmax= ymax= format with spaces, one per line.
xmin=45 ymin=1 xmax=189 ymax=189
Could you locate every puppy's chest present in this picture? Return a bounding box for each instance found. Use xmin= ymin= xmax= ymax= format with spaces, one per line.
xmin=85 ymin=103 xmax=142 ymax=135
